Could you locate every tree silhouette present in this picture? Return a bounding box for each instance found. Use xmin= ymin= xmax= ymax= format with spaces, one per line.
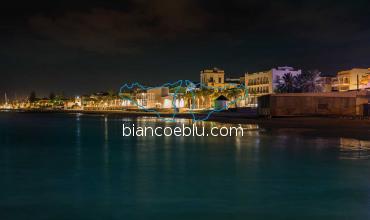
xmin=276 ymin=70 xmax=322 ymax=93
xmin=49 ymin=92 xmax=56 ymax=100
xmin=225 ymin=88 xmax=243 ymax=108
xmin=276 ymin=73 xmax=297 ymax=93
xmin=29 ymin=91 xmax=37 ymax=103
xmin=296 ymin=70 xmax=322 ymax=92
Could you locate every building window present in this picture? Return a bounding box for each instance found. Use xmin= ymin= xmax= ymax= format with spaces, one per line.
xmin=219 ymin=77 xmax=222 ymax=83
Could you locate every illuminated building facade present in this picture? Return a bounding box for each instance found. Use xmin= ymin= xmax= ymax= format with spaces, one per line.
xmin=332 ymin=68 xmax=370 ymax=91
xmin=200 ymin=67 xmax=225 ymax=89
xmin=243 ymin=66 xmax=302 ymax=105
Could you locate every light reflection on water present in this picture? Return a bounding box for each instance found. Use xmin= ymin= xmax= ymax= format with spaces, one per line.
xmin=75 ymin=113 xmax=82 ymax=175
xmin=339 ymin=138 xmax=370 ymax=160
xmin=1 ymin=113 xmax=370 ymax=219
xmin=98 ymin=115 xmax=370 ymax=163
xmin=75 ymin=114 xmax=370 ymax=163
xmin=94 ymin=115 xmax=370 ymax=155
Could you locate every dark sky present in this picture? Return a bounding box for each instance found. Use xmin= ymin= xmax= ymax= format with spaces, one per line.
xmin=2 ymin=0 xmax=370 ymax=98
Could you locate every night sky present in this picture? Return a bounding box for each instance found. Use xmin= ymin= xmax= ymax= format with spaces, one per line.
xmin=2 ymin=0 xmax=370 ymax=98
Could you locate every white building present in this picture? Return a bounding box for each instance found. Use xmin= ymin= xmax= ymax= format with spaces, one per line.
xmin=242 ymin=66 xmax=302 ymax=105
xmin=332 ymin=68 xmax=370 ymax=91
xmin=134 ymin=87 xmax=184 ymax=109
xmin=200 ymin=67 xmax=225 ymax=89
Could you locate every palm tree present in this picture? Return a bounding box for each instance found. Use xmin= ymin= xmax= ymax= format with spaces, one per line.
xmin=193 ymin=90 xmax=202 ymax=109
xmin=201 ymin=88 xmax=214 ymax=109
xmin=296 ymin=70 xmax=322 ymax=92
xmin=276 ymin=73 xmax=297 ymax=93
xmin=29 ymin=91 xmax=37 ymax=103
xmin=225 ymin=88 xmax=243 ymax=108
xmin=184 ymin=92 xmax=194 ymax=109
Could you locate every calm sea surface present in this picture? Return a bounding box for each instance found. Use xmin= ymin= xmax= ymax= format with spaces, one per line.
xmin=0 ymin=112 xmax=370 ymax=220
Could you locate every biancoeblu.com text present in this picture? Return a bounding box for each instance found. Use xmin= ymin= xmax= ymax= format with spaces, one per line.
xmin=123 ymin=124 xmax=244 ymax=137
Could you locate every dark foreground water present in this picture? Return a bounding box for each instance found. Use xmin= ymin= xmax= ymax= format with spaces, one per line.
xmin=0 ymin=113 xmax=370 ymax=220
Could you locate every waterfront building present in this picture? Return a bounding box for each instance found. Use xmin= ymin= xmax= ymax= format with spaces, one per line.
xmin=258 ymin=91 xmax=370 ymax=117
xmin=332 ymin=68 xmax=370 ymax=91
xmin=64 ymin=101 xmax=75 ymax=109
xmin=119 ymin=92 xmax=136 ymax=108
xmin=360 ymin=74 xmax=370 ymax=90
xmin=75 ymin=96 xmax=82 ymax=108
xmin=80 ymin=92 xmax=123 ymax=110
xmin=224 ymin=77 xmax=241 ymax=89
xmin=37 ymin=98 xmax=52 ymax=108
xmin=82 ymin=96 xmax=98 ymax=109
xmin=63 ymin=97 xmax=83 ymax=110
xmin=242 ymin=66 xmax=302 ymax=105
xmin=134 ymin=87 xmax=184 ymax=109
xmin=147 ymin=87 xmax=170 ymax=108
xmin=146 ymin=87 xmax=171 ymax=108
xmin=200 ymin=67 xmax=225 ymax=89
xmin=135 ymin=91 xmax=155 ymax=108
